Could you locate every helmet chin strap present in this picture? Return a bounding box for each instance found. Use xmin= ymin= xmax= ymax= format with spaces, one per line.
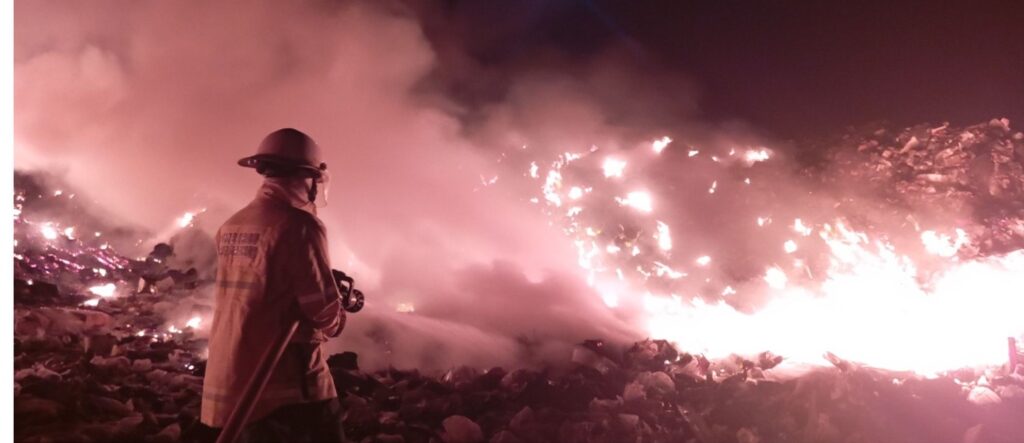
xmin=308 ymin=179 xmax=318 ymax=204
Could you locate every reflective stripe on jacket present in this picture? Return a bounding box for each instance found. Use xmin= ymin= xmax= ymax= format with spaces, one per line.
xmin=200 ymin=179 xmax=345 ymax=427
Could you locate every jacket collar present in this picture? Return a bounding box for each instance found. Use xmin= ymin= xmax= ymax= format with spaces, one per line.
xmin=258 ymin=178 xmax=317 ymax=215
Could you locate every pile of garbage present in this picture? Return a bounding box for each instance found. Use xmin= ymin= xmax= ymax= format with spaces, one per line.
xmin=12 ymin=127 xmax=1024 ymax=443
xmin=331 ymin=339 xmax=1024 ymax=443
xmin=826 ymin=118 xmax=1024 ymax=256
xmin=14 ymin=171 xmax=214 ymax=442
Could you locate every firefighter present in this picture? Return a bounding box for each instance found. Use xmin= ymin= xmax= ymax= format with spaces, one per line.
xmin=201 ymin=128 xmax=346 ymax=442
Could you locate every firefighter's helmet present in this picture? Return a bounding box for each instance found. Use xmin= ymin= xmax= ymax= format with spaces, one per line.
xmin=238 ymin=128 xmax=326 ymax=177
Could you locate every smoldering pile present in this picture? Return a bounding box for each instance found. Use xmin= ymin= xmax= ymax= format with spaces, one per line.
xmin=14 ymin=172 xmax=215 ymax=442
xmin=826 ymin=118 xmax=1024 ymax=256
xmin=11 ymin=115 xmax=1024 ymax=443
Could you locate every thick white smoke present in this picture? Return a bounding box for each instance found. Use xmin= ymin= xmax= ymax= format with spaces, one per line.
xmin=15 ymin=1 xmax=652 ymax=370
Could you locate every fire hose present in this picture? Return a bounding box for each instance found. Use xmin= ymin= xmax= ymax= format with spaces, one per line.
xmin=215 ymin=270 xmax=364 ymax=443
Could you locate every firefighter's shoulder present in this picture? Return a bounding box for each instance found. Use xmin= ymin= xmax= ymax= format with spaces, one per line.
xmin=278 ymin=206 xmax=327 ymax=240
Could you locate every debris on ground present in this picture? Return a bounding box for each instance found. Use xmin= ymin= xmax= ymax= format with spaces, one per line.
xmin=12 ymin=122 xmax=1024 ymax=443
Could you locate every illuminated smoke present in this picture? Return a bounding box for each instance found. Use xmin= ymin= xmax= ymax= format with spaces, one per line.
xmin=16 ymin=1 xmax=1023 ymax=376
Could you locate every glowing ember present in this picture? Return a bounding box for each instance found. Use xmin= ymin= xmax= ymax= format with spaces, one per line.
xmin=744 ymin=148 xmax=772 ymax=164
xmin=783 ymin=240 xmax=798 ymax=253
xmin=655 ymin=221 xmax=672 ymax=251
xmin=615 ymin=191 xmax=652 ymax=212
xmin=568 ymin=186 xmax=584 ymax=200
xmin=695 ymin=255 xmax=711 ymax=267
xmin=185 ymin=316 xmax=202 ymax=329
xmin=40 ymin=224 xmax=58 ymax=240
xmin=653 ymin=262 xmax=684 ymax=279
xmin=651 ymin=136 xmax=672 ymax=154
xmin=602 ymin=157 xmax=627 ymax=178
xmin=707 ymin=180 xmax=717 ymax=194
xmin=82 ymin=298 xmax=100 ymax=307
xmin=88 ymin=283 xmax=117 ymax=298
xmin=542 ymin=170 xmax=563 ymax=206
xmin=688 ymin=149 xmax=699 ymax=157
xmin=763 ymin=266 xmax=788 ymax=289
xmin=178 ymin=212 xmax=196 ymax=228
xmin=793 ymin=218 xmax=813 ymax=236
xmin=63 ymin=227 xmax=75 ymax=239
xmin=528 ymin=162 xmax=539 ymax=178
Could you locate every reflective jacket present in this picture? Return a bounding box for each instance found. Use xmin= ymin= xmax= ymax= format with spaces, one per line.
xmin=201 ymin=179 xmax=345 ymax=427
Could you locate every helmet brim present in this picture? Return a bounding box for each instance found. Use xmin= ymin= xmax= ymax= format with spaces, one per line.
xmin=238 ymin=154 xmax=318 ymax=169
xmin=238 ymin=154 xmax=324 ymax=177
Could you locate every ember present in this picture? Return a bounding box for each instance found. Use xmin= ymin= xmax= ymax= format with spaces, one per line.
xmin=505 ymin=120 xmax=1024 ymax=376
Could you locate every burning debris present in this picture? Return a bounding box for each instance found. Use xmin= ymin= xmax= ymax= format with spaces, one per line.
xmin=493 ymin=119 xmax=1024 ymax=375
xmin=14 ymin=172 xmax=214 ymax=442
xmin=12 ymin=119 xmax=1024 ymax=442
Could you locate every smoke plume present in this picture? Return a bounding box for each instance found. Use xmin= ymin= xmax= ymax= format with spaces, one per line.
xmin=16 ymin=1 xmax=683 ymax=370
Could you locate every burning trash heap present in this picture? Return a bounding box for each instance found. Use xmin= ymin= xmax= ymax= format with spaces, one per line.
xmin=14 ymin=171 xmax=213 ymax=442
xmin=12 ymin=119 xmax=1024 ymax=443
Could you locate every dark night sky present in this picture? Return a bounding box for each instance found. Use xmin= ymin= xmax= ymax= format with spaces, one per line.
xmin=413 ymin=0 xmax=1024 ymax=139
